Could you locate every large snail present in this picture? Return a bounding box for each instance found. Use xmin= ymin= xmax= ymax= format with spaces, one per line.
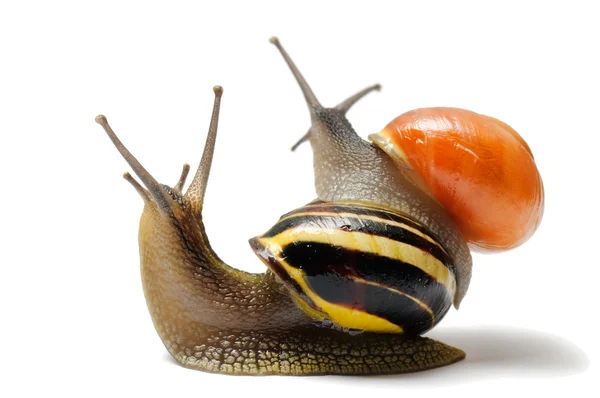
xmin=96 ymin=38 xmax=543 ymax=375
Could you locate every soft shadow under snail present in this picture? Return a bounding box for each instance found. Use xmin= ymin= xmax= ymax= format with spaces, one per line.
xmin=96 ymin=37 xmax=544 ymax=375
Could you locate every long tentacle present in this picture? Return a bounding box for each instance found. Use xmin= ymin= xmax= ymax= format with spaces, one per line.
xmin=96 ymin=115 xmax=173 ymax=213
xmin=184 ymin=86 xmax=223 ymax=213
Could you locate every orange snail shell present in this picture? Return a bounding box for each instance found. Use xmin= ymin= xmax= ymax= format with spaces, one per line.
xmin=370 ymin=107 xmax=544 ymax=252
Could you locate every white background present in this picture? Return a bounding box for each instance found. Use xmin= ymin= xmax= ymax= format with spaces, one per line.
xmin=1 ymin=0 xmax=598 ymax=396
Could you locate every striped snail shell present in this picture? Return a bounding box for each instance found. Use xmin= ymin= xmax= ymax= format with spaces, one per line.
xmin=250 ymin=200 xmax=457 ymax=335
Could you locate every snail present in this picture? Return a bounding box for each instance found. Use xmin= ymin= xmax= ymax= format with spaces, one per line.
xmin=95 ymin=37 xmax=542 ymax=376
xmin=278 ymin=43 xmax=543 ymax=254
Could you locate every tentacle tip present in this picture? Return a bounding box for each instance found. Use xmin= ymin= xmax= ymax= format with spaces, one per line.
xmin=213 ymin=85 xmax=223 ymax=97
xmin=290 ymin=141 xmax=302 ymax=152
xmin=269 ymin=36 xmax=280 ymax=46
xmin=95 ymin=114 xmax=107 ymax=125
xmin=375 ymin=84 xmax=382 ymax=91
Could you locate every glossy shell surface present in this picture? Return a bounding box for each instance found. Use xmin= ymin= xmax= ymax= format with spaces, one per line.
xmin=371 ymin=107 xmax=544 ymax=252
xmin=250 ymin=201 xmax=456 ymax=335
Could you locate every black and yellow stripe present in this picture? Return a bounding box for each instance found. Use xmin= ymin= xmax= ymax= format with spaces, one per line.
xmin=250 ymin=201 xmax=456 ymax=336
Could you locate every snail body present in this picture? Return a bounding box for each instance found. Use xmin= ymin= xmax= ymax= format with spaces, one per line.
xmin=95 ymin=86 xmax=465 ymax=375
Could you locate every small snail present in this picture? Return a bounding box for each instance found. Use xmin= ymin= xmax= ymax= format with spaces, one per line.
xmin=96 ymin=38 xmax=542 ymax=376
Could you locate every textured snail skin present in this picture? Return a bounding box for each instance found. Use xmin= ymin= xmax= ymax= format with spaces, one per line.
xmin=96 ymin=86 xmax=465 ymax=375
xmin=374 ymin=108 xmax=544 ymax=252
xmin=271 ymin=39 xmax=472 ymax=307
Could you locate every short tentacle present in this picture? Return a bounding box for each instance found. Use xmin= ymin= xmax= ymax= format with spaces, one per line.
xmin=174 ymin=163 xmax=190 ymax=193
xmin=335 ymin=83 xmax=381 ymax=114
xmin=123 ymin=172 xmax=151 ymax=203
xmin=291 ymin=129 xmax=311 ymax=151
